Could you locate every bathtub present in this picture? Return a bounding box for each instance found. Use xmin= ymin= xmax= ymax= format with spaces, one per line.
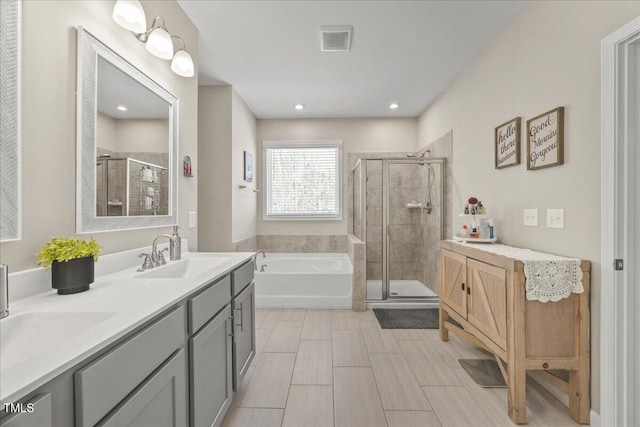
xmin=254 ymin=253 xmax=353 ymax=308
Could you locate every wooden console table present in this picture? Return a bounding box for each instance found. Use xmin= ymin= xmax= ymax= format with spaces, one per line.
xmin=439 ymin=240 xmax=590 ymax=424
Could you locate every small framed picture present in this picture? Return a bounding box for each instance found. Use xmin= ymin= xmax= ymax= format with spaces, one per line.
xmin=244 ymin=151 xmax=253 ymax=182
xmin=495 ymin=117 xmax=521 ymax=169
xmin=527 ymin=107 xmax=564 ymax=170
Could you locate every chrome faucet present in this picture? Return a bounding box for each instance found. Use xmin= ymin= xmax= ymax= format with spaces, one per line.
xmin=151 ymin=235 xmax=179 ymax=266
xmin=253 ymin=250 xmax=266 ymax=270
xmin=0 ymin=264 xmax=8 ymax=319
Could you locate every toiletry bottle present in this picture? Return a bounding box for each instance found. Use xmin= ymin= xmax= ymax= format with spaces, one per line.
xmin=170 ymin=226 xmax=182 ymax=260
xmin=470 ymin=227 xmax=479 ymax=238
xmin=464 ymin=205 xmax=469 ymax=215
xmin=461 ymin=225 xmax=469 ymax=238
xmin=477 ymin=201 xmax=484 ymax=214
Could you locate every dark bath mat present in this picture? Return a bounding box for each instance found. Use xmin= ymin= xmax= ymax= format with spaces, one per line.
xmin=373 ymin=308 xmax=440 ymax=329
xmin=459 ymin=359 xmax=507 ymax=388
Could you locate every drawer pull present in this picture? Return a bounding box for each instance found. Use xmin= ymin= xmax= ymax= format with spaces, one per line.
xmin=235 ymin=304 xmax=243 ymax=332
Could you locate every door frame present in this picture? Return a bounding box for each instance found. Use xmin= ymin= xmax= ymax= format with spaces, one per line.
xmin=600 ymin=16 xmax=640 ymax=427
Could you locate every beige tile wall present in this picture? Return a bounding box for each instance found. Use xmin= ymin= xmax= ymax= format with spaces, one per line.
xmin=256 ymin=235 xmax=348 ymax=253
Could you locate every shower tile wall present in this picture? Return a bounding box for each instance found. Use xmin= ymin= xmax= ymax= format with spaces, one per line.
xmin=387 ymin=164 xmax=424 ymax=282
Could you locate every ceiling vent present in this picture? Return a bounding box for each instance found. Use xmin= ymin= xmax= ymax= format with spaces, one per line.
xmin=321 ymin=26 xmax=352 ymax=52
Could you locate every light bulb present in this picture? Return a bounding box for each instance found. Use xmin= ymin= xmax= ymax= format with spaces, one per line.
xmin=389 ymin=102 xmax=399 ymax=110
xmin=112 ymin=0 xmax=147 ymax=33
xmin=294 ymin=103 xmax=305 ymax=110
xmin=171 ymin=50 xmax=195 ymax=77
xmin=146 ymin=28 xmax=173 ymax=60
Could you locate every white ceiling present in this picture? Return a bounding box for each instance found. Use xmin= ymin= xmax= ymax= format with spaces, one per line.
xmin=178 ymin=0 xmax=525 ymax=119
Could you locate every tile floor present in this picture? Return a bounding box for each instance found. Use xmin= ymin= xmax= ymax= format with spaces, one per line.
xmin=222 ymin=309 xmax=585 ymax=427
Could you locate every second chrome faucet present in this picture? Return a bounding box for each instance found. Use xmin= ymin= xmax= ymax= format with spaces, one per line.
xmin=139 ymin=226 xmax=182 ymax=271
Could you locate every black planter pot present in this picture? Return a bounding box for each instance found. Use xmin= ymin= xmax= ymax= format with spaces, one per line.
xmin=51 ymin=256 xmax=94 ymax=295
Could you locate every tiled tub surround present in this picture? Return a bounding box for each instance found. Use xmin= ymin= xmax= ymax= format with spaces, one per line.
xmin=257 ymin=235 xmax=348 ymax=253
xmin=347 ymin=234 xmax=366 ymax=311
xmin=1 ymin=245 xmax=254 ymax=405
xmin=233 ymin=235 xmax=258 ymax=252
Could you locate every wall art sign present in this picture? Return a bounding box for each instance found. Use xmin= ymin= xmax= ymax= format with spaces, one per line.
xmin=495 ymin=117 xmax=521 ymax=169
xmin=526 ymin=107 xmax=564 ymax=170
xmin=244 ymin=151 xmax=253 ymax=182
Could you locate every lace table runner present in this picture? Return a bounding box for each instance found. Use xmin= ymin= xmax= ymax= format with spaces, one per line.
xmin=452 ymin=242 xmax=584 ymax=303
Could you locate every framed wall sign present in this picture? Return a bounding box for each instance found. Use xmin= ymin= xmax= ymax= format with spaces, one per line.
xmin=526 ymin=107 xmax=564 ymax=170
xmin=495 ymin=117 xmax=521 ymax=169
xmin=244 ymin=151 xmax=253 ymax=182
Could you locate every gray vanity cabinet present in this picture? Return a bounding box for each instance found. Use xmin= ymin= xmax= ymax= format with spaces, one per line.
xmin=99 ymin=350 xmax=187 ymax=427
xmin=0 ymin=394 xmax=52 ymax=427
xmin=231 ymin=282 xmax=255 ymax=391
xmin=189 ymin=306 xmax=233 ymax=427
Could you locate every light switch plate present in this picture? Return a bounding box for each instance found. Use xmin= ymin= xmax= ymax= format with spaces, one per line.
xmin=188 ymin=212 xmax=196 ymax=229
xmin=546 ymin=209 xmax=564 ymax=229
xmin=523 ymin=209 xmax=538 ymax=226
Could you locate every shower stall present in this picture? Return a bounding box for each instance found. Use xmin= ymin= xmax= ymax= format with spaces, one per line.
xmin=352 ymin=157 xmax=445 ymax=302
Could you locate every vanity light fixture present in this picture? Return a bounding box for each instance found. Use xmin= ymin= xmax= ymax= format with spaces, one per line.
xmin=112 ymin=1 xmax=195 ymax=77
xmin=389 ymin=102 xmax=399 ymax=110
xmin=116 ymin=105 xmax=128 ymax=111
xmin=294 ymin=103 xmax=305 ymax=110
xmin=170 ymin=37 xmax=195 ymax=77
xmin=112 ymin=0 xmax=146 ymax=33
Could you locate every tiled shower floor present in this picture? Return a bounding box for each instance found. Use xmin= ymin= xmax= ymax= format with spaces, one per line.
xmin=366 ymin=280 xmax=438 ymax=299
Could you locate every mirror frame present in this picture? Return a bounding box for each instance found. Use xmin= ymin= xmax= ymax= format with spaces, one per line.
xmin=76 ymin=27 xmax=178 ymax=234
xmin=0 ymin=0 xmax=22 ymax=242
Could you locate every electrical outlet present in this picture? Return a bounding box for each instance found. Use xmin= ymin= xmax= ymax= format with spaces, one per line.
xmin=188 ymin=212 xmax=196 ymax=229
xmin=523 ymin=209 xmax=538 ymax=226
xmin=546 ymin=209 xmax=564 ymax=229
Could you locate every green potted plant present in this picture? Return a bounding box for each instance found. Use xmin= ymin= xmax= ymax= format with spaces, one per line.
xmin=37 ymin=237 xmax=102 ymax=295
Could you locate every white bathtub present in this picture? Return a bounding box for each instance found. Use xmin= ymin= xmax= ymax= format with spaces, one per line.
xmin=255 ymin=253 xmax=353 ymax=308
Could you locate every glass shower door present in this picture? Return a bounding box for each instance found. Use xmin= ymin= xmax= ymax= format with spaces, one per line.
xmin=384 ymin=160 xmax=442 ymax=298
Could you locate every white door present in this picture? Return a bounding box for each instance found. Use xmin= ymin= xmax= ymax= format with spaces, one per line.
xmin=632 ymin=40 xmax=640 ymax=427
xmin=601 ymin=18 xmax=640 ymax=427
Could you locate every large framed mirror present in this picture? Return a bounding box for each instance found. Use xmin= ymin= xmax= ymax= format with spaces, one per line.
xmin=0 ymin=0 xmax=22 ymax=242
xmin=77 ymin=27 xmax=178 ymax=233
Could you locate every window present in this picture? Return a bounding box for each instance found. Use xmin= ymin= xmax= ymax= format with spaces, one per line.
xmin=264 ymin=140 xmax=342 ymax=219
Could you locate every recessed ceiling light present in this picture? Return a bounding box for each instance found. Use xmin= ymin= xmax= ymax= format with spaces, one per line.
xmin=294 ymin=103 xmax=305 ymax=110
xmin=116 ymin=105 xmax=128 ymax=111
xmin=389 ymin=102 xmax=399 ymax=110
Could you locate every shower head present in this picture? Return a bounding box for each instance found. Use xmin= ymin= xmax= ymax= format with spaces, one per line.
xmin=407 ymin=148 xmax=431 ymax=158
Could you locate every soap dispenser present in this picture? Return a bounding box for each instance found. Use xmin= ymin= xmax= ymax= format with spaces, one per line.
xmin=170 ymin=226 xmax=182 ymax=260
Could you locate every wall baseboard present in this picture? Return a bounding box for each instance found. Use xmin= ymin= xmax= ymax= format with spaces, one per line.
xmin=590 ymin=409 xmax=600 ymax=426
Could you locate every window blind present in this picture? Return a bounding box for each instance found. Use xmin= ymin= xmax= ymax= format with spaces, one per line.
xmin=264 ymin=141 xmax=342 ymax=219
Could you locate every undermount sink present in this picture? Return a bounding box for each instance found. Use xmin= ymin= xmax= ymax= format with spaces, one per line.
xmin=0 ymin=311 xmax=115 ymax=372
xmin=135 ymin=257 xmax=231 ymax=279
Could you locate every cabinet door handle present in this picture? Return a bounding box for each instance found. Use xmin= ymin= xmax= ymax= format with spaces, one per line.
xmin=235 ymin=304 xmax=243 ymax=332
xmin=467 ymin=286 xmax=471 ymax=295
xmin=461 ymin=283 xmax=465 ymax=291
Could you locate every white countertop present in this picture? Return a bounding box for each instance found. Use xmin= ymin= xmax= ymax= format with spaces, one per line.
xmin=0 ymin=251 xmax=254 ymax=403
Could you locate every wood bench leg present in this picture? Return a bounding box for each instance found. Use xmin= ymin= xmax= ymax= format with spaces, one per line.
xmin=439 ymin=306 xmax=449 ymax=341
xmin=507 ymin=359 xmax=527 ymax=424
xmin=569 ymin=276 xmax=590 ymax=424
xmin=507 ymin=272 xmax=527 ymax=424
